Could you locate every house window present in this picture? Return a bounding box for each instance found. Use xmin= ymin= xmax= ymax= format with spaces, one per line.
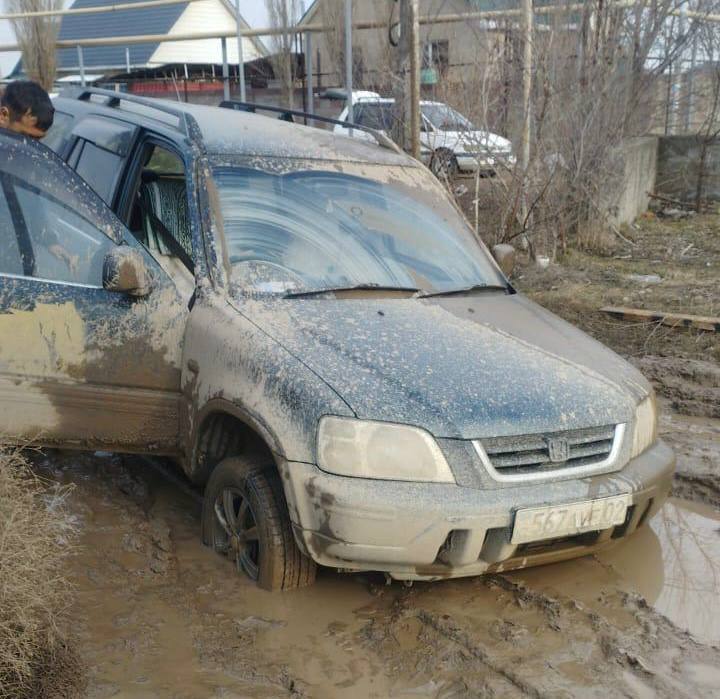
xmin=423 ymin=40 xmax=449 ymax=76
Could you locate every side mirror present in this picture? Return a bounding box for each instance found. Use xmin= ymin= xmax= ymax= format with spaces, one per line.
xmin=492 ymin=243 xmax=516 ymax=277
xmin=103 ymin=247 xmax=153 ymax=297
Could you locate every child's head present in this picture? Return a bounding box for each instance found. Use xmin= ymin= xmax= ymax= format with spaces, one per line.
xmin=0 ymin=80 xmax=55 ymax=139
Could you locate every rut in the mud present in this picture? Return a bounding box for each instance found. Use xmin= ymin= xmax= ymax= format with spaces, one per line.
xmin=661 ymin=408 xmax=720 ymax=509
xmin=37 ymin=446 xmax=720 ymax=699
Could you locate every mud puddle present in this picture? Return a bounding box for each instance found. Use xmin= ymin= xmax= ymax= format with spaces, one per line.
xmin=39 ymin=450 xmax=720 ymax=698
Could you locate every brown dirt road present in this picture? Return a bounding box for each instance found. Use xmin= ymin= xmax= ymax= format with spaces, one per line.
xmin=37 ymin=444 xmax=719 ymax=699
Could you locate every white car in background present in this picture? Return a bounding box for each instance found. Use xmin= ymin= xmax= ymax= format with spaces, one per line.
xmin=334 ymin=98 xmax=515 ymax=177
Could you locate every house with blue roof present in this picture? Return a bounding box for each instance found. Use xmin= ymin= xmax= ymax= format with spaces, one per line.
xmin=11 ymin=0 xmax=266 ymax=82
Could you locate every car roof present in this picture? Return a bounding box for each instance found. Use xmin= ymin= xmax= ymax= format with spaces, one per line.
xmin=350 ymin=99 xmax=447 ymax=107
xmin=54 ymin=93 xmax=415 ymax=167
xmin=167 ymin=100 xmax=413 ymax=165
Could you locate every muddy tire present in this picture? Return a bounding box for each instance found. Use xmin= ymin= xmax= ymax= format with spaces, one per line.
xmin=201 ymin=457 xmax=317 ymax=591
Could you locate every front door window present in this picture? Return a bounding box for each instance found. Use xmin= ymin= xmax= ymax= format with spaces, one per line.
xmin=1 ymin=173 xmax=114 ymax=286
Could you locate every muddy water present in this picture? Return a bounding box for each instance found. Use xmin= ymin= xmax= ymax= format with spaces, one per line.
xmin=41 ymin=450 xmax=720 ymax=699
xmin=600 ymin=498 xmax=720 ymax=645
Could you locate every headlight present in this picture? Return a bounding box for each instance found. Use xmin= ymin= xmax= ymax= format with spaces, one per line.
xmin=631 ymin=394 xmax=658 ymax=459
xmin=317 ymin=416 xmax=455 ymax=483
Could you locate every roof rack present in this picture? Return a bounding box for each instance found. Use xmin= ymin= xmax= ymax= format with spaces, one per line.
xmin=218 ymin=100 xmax=404 ymax=156
xmin=68 ymin=87 xmax=198 ymax=138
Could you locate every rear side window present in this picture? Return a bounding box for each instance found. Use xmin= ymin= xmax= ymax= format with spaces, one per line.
xmin=41 ymin=110 xmax=74 ymax=153
xmin=69 ymin=116 xmax=137 ymax=206
xmin=75 ymin=140 xmax=124 ymax=205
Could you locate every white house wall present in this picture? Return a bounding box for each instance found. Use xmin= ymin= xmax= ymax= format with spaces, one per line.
xmin=149 ymin=0 xmax=261 ymax=66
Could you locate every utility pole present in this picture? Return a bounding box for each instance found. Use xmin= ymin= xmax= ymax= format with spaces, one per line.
xmin=395 ymin=0 xmax=421 ymax=158
xmin=77 ymin=45 xmax=85 ymax=86
xmin=235 ymin=0 xmax=246 ymax=101
xmin=221 ymin=36 xmax=230 ymax=101
xmin=344 ymin=0 xmax=354 ymax=124
xmin=305 ymin=31 xmax=314 ymax=120
xmin=519 ymin=0 xmax=533 ymax=226
xmin=408 ymin=0 xmax=420 ymax=159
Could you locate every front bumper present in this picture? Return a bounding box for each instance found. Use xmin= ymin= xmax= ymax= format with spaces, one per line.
xmin=282 ymin=440 xmax=674 ymax=580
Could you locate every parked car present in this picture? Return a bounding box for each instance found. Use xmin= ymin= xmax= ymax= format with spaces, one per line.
xmin=334 ymin=98 xmax=515 ymax=177
xmin=0 ymin=90 xmax=673 ymax=591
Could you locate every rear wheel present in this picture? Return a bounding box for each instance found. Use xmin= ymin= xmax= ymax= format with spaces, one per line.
xmin=201 ymin=456 xmax=317 ymax=590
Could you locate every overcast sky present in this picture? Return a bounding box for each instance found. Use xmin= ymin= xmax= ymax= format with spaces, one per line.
xmin=0 ymin=1 xmax=275 ymax=77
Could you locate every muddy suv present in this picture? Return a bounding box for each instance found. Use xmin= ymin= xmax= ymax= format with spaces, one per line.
xmin=0 ymin=89 xmax=674 ymax=590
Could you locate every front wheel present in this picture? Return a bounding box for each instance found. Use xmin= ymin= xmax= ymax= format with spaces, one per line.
xmin=201 ymin=456 xmax=317 ymax=590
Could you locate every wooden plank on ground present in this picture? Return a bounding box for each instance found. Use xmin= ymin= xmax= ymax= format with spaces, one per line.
xmin=600 ymin=306 xmax=720 ymax=332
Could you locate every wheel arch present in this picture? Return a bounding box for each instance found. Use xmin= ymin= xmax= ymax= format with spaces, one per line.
xmin=189 ymin=398 xmax=285 ymax=487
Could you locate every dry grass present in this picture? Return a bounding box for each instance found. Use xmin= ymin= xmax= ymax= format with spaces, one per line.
xmin=512 ymin=211 xmax=720 ymax=365
xmin=0 ymin=448 xmax=85 ymax=699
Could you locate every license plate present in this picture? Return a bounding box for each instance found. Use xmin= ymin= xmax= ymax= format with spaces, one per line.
xmin=511 ymin=494 xmax=632 ymax=545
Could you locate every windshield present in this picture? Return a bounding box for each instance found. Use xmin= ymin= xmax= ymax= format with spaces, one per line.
xmin=213 ymin=165 xmax=504 ymax=296
xmin=421 ymin=105 xmax=475 ymax=132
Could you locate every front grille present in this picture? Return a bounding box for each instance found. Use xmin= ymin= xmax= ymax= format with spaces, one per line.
xmin=477 ymin=424 xmax=617 ymax=478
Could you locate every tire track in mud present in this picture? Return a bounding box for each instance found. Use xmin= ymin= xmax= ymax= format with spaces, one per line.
xmin=415 ymin=609 xmax=543 ymax=698
xmin=481 ymin=574 xmax=719 ymax=698
xmin=352 ymin=570 xmax=720 ymax=698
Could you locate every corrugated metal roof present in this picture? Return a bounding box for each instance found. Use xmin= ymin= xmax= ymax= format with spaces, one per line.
xmin=56 ymin=0 xmax=189 ymax=70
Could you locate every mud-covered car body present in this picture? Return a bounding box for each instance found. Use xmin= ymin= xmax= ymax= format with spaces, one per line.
xmin=0 ymin=90 xmax=673 ymax=582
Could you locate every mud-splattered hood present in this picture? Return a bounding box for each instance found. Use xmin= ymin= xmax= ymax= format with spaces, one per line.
xmin=232 ymin=294 xmax=649 ymax=439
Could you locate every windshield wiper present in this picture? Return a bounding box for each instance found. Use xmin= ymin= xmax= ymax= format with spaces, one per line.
xmin=418 ymin=284 xmax=510 ymax=299
xmin=284 ymin=283 xmax=421 ymax=299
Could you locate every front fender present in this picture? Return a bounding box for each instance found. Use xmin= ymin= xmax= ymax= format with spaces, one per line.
xmin=179 ymin=296 xmax=353 ymax=478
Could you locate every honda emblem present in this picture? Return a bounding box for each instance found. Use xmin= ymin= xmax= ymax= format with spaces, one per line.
xmin=546 ymin=437 xmax=570 ymax=463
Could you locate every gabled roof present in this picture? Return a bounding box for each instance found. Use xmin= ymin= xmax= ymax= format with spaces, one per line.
xmin=55 ymin=0 xmax=267 ymax=73
xmin=297 ymin=0 xmax=320 ymax=26
xmin=57 ymin=0 xmax=187 ymax=71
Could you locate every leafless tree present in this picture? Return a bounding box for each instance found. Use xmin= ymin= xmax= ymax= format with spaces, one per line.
xmin=319 ymin=0 xmax=346 ymax=87
xmin=6 ymin=0 xmax=62 ymax=91
xmin=319 ymin=0 xmax=371 ymax=88
xmin=433 ymin=0 xmax=713 ymax=256
xmin=265 ymin=0 xmax=301 ymax=107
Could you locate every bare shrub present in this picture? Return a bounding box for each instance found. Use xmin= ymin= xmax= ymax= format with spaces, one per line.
xmin=0 ymin=448 xmax=84 ymax=699
xmin=6 ymin=0 xmax=62 ymax=91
